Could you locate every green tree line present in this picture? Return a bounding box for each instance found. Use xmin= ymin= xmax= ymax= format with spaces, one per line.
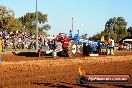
xmin=89 ymin=17 xmax=132 ymax=42
xmin=0 ymin=6 xmax=50 ymax=36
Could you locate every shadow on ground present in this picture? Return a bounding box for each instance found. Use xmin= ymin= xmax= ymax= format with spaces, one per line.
xmin=112 ymin=84 xmax=132 ymax=88
xmin=32 ymin=82 xmax=98 ymax=88
xmin=13 ymin=52 xmax=39 ymax=57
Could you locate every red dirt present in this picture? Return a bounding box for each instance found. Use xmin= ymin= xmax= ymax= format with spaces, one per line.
xmin=0 ymin=51 xmax=132 ymax=88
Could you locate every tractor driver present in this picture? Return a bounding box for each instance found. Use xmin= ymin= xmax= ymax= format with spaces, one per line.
xmin=61 ymin=36 xmax=71 ymax=56
xmin=62 ymin=36 xmax=69 ymax=48
xmin=68 ymin=30 xmax=72 ymax=38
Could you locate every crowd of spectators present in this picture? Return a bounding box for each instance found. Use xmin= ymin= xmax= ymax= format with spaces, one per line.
xmin=1 ymin=30 xmax=131 ymax=52
xmin=0 ymin=30 xmax=46 ymax=51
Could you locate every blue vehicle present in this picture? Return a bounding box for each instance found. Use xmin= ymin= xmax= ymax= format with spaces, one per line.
xmin=68 ymin=30 xmax=99 ymax=56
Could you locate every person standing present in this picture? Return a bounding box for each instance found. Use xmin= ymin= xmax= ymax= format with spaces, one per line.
xmin=0 ymin=39 xmax=2 ymax=52
xmin=2 ymin=38 xmax=5 ymax=52
xmin=129 ymin=44 xmax=131 ymax=51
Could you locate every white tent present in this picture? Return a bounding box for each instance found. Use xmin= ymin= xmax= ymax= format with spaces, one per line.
xmin=123 ymin=39 xmax=132 ymax=43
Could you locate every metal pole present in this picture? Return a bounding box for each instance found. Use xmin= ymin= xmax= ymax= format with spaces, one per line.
xmin=72 ymin=17 xmax=73 ymax=31
xmin=36 ymin=0 xmax=38 ymax=50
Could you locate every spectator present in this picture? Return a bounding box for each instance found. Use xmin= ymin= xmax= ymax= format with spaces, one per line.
xmin=0 ymin=30 xmax=46 ymax=51
xmin=128 ymin=44 xmax=131 ymax=51
xmin=0 ymin=38 xmax=2 ymax=52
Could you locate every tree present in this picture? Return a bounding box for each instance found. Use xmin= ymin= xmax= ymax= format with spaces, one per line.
xmin=127 ymin=26 xmax=132 ymax=36
xmin=18 ymin=12 xmax=51 ymax=35
xmin=0 ymin=6 xmax=22 ymax=32
xmin=0 ymin=6 xmax=13 ymax=31
xmin=89 ymin=32 xmax=101 ymax=40
xmin=80 ymin=33 xmax=88 ymax=39
xmin=90 ymin=17 xmax=129 ymax=42
xmin=0 ymin=6 xmax=50 ymax=36
xmin=105 ymin=17 xmax=128 ymax=42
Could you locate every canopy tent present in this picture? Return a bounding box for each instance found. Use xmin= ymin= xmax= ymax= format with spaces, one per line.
xmin=123 ymin=39 xmax=132 ymax=43
xmin=119 ymin=36 xmax=132 ymax=43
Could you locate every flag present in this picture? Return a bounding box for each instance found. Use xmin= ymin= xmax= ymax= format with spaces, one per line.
xmin=101 ymin=36 xmax=104 ymax=42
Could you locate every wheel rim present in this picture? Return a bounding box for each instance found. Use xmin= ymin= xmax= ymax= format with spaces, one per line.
xmin=68 ymin=40 xmax=77 ymax=57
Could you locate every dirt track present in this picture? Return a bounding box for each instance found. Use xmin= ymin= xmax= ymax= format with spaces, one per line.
xmin=0 ymin=51 xmax=132 ymax=88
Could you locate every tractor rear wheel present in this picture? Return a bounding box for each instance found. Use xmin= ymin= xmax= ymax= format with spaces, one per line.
xmin=67 ymin=40 xmax=77 ymax=57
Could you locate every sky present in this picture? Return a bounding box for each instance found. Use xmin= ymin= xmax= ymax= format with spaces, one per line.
xmin=0 ymin=0 xmax=132 ymax=37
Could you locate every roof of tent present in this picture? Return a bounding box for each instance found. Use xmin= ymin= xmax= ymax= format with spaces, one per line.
xmin=123 ymin=39 xmax=132 ymax=42
xmin=119 ymin=36 xmax=132 ymax=43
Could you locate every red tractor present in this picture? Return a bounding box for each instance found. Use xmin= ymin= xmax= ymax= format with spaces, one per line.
xmin=54 ymin=33 xmax=77 ymax=57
